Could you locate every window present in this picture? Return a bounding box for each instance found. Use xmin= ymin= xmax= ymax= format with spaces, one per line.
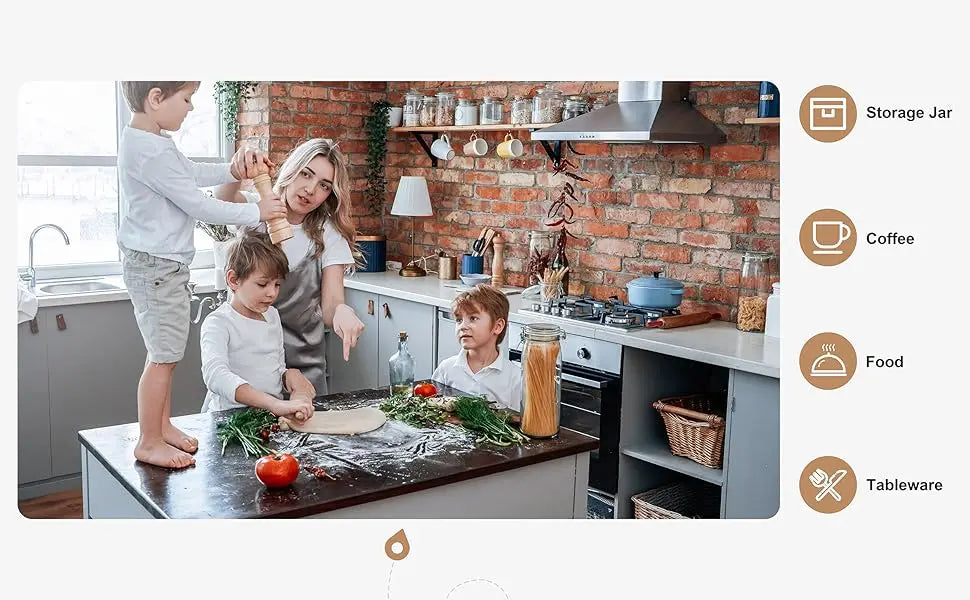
xmin=16 ymin=81 xmax=230 ymax=279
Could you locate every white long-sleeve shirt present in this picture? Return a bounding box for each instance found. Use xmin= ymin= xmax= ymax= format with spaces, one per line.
xmin=432 ymin=351 xmax=523 ymax=411
xmin=200 ymin=303 xmax=285 ymax=413
xmin=118 ymin=126 xmax=260 ymax=265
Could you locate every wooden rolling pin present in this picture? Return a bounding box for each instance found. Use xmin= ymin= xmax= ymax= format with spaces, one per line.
xmin=647 ymin=311 xmax=721 ymax=329
xmin=251 ymin=166 xmax=292 ymax=245
xmin=491 ymin=232 xmax=504 ymax=288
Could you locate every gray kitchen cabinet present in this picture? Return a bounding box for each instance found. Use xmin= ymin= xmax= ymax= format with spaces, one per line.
xmin=721 ymin=370 xmax=780 ymax=519
xmin=436 ymin=309 xmax=461 ymax=367
xmin=18 ymin=319 xmax=52 ymax=484
xmin=325 ymin=289 xmax=435 ymax=394
xmin=326 ymin=288 xmax=380 ymax=394
xmin=377 ymin=295 xmax=435 ymax=387
xmin=47 ymin=302 xmax=145 ymax=477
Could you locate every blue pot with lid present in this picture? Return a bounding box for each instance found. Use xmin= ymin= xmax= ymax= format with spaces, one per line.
xmin=626 ymin=271 xmax=685 ymax=309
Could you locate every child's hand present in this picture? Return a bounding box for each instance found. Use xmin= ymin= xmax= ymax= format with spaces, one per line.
xmin=278 ymin=394 xmax=315 ymax=423
xmin=257 ymin=195 xmax=287 ymax=223
xmin=230 ymin=148 xmax=276 ymax=181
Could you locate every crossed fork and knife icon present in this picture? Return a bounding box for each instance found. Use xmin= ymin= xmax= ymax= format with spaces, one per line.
xmin=809 ymin=468 xmax=847 ymax=502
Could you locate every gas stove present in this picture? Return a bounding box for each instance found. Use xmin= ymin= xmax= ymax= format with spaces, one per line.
xmin=520 ymin=295 xmax=680 ymax=330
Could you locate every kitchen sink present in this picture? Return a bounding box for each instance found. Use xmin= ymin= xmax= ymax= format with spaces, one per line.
xmin=37 ymin=280 xmax=122 ymax=295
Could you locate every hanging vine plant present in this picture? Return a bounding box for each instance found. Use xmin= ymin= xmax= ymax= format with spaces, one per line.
xmin=214 ymin=81 xmax=258 ymax=143
xmin=364 ymin=99 xmax=392 ymax=217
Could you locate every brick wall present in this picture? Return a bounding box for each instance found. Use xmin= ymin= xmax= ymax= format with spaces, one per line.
xmin=239 ymin=81 xmax=780 ymax=320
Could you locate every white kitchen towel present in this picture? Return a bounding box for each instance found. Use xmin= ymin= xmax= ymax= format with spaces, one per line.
xmin=17 ymin=282 xmax=38 ymax=324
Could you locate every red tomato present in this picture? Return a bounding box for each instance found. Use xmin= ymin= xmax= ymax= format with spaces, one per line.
xmin=255 ymin=453 xmax=300 ymax=488
xmin=414 ymin=383 xmax=438 ymax=398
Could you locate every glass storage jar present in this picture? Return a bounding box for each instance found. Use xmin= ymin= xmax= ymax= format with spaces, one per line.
xmin=562 ymin=95 xmax=590 ymax=121
xmin=435 ymin=91 xmax=456 ymax=126
xmin=520 ymin=323 xmax=564 ymax=438
xmin=455 ymin=98 xmax=478 ymax=126
xmin=532 ymin=86 xmax=563 ymax=123
xmin=510 ymin=95 xmax=532 ymax=125
xmin=527 ymin=230 xmax=556 ymax=286
xmin=591 ymin=95 xmax=607 ymax=111
xmin=736 ymin=251 xmax=773 ymax=332
xmin=479 ymin=96 xmax=503 ymax=125
xmin=403 ymin=90 xmax=422 ymax=126
xmin=419 ymin=96 xmax=437 ymax=127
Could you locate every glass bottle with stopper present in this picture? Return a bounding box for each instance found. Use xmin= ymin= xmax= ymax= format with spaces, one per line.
xmin=251 ymin=158 xmax=292 ymax=244
xmin=389 ymin=330 xmax=415 ymax=396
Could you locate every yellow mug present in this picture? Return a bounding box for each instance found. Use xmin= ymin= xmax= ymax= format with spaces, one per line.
xmin=496 ymin=133 xmax=523 ymax=158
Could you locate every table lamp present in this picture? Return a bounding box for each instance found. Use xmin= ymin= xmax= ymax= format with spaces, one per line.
xmin=391 ymin=176 xmax=433 ymax=277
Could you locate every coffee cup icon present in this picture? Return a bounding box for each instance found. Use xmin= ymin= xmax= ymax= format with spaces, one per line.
xmin=812 ymin=220 xmax=852 ymax=255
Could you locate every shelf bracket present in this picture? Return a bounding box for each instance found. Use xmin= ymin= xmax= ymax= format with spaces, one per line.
xmin=538 ymin=140 xmax=562 ymax=167
xmin=409 ymin=131 xmax=440 ymax=168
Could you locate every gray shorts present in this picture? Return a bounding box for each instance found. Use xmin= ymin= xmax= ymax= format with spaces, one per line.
xmin=120 ymin=244 xmax=191 ymax=364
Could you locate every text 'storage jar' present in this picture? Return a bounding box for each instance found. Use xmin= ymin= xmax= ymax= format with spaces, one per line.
xmin=736 ymin=251 xmax=773 ymax=332
xmin=520 ymin=323 xmax=564 ymax=438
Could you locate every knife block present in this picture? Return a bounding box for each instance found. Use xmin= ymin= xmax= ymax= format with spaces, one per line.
xmin=251 ymin=173 xmax=292 ymax=244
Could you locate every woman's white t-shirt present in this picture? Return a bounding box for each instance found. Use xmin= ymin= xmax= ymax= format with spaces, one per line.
xmin=240 ymin=189 xmax=354 ymax=270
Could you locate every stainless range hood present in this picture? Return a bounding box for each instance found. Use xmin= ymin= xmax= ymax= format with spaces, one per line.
xmin=531 ymin=81 xmax=725 ymax=145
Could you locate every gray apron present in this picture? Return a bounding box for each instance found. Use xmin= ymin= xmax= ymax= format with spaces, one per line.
xmin=274 ymin=251 xmax=329 ymax=395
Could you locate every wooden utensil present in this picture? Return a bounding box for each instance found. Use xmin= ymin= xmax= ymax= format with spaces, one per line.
xmin=479 ymin=228 xmax=497 ymax=256
xmin=251 ymin=162 xmax=292 ymax=244
xmin=472 ymin=227 xmax=489 ymax=256
xmin=647 ymin=311 xmax=721 ymax=329
xmin=491 ymin=232 xmax=505 ymax=287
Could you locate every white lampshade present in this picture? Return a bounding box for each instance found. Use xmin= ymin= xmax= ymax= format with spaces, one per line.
xmin=391 ymin=176 xmax=433 ymax=217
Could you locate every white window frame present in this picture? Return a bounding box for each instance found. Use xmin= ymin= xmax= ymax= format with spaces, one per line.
xmin=17 ymin=81 xmax=233 ymax=281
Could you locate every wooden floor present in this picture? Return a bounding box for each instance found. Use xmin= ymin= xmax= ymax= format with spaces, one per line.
xmin=19 ymin=489 xmax=83 ymax=519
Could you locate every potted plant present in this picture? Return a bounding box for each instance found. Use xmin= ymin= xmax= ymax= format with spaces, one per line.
xmin=196 ymin=222 xmax=235 ymax=291
xmin=364 ymin=99 xmax=392 ymax=217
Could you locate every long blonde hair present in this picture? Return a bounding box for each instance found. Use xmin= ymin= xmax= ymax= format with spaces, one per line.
xmin=273 ymin=138 xmax=357 ymax=263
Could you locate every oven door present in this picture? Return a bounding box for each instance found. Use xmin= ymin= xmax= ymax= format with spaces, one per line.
xmin=509 ymin=350 xmax=621 ymax=495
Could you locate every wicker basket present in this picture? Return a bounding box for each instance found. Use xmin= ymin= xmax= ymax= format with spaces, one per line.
xmin=652 ymin=393 xmax=726 ymax=469
xmin=632 ymin=481 xmax=721 ymax=519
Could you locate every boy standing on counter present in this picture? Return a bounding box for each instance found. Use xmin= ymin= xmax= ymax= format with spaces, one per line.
xmin=118 ymin=81 xmax=285 ymax=469
xmin=432 ymin=285 xmax=522 ymax=410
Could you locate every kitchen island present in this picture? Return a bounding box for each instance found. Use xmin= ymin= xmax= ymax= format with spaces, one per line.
xmin=78 ymin=386 xmax=596 ymax=519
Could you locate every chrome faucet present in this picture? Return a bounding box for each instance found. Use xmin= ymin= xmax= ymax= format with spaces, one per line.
xmin=24 ymin=224 xmax=71 ymax=289
xmin=189 ymin=282 xmax=228 ymax=323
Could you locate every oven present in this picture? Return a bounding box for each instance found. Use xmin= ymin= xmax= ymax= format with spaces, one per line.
xmin=509 ymin=322 xmax=623 ymax=519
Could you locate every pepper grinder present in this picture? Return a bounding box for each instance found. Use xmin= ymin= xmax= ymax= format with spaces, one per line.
xmin=491 ymin=232 xmax=505 ymax=288
xmin=251 ymin=164 xmax=292 ymax=245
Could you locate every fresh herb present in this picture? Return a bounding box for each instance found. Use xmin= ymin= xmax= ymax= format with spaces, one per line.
xmin=213 ymin=81 xmax=259 ymax=143
xmin=364 ymin=99 xmax=392 ymax=217
xmin=452 ymin=395 xmax=530 ymax=447
xmin=379 ymin=393 xmax=447 ymax=428
xmin=216 ymin=408 xmax=278 ymax=457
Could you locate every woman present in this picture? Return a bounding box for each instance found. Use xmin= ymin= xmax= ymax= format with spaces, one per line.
xmin=216 ymin=138 xmax=365 ymax=395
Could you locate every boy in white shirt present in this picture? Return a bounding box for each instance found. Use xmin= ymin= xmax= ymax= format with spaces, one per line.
xmin=118 ymin=81 xmax=286 ymax=469
xmin=201 ymin=230 xmax=315 ymax=419
xmin=432 ymin=285 xmax=522 ymax=411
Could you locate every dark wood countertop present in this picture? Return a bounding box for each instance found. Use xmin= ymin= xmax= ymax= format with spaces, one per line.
xmin=78 ymin=384 xmax=598 ymax=518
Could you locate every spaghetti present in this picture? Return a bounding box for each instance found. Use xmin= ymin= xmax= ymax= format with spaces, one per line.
xmin=520 ymin=324 xmax=562 ymax=438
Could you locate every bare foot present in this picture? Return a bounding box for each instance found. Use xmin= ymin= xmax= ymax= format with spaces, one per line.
xmin=134 ymin=438 xmax=195 ymax=469
xmin=163 ymin=423 xmax=198 ymax=454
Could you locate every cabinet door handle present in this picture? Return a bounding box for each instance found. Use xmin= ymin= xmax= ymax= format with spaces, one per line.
xmin=56 ymin=313 xmax=67 ymax=330
xmin=29 ymin=317 xmax=39 ymax=334
xmin=383 ymin=303 xmax=390 ymax=318
xmin=368 ymin=299 xmax=375 ymax=315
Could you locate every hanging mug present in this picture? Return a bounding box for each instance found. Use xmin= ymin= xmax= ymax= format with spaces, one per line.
xmin=463 ymin=133 xmax=488 ymax=157
xmin=496 ymin=133 xmax=523 ymax=158
xmin=430 ymin=134 xmax=455 ymax=161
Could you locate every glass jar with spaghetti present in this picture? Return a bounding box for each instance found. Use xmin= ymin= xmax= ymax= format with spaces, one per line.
xmin=736 ymin=251 xmax=773 ymax=332
xmin=520 ymin=323 xmax=565 ymax=438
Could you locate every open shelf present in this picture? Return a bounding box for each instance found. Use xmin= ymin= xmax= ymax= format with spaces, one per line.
xmin=744 ymin=117 xmax=780 ymax=125
xmin=391 ymin=123 xmax=555 ymax=133
xmin=622 ymin=439 xmax=724 ymax=486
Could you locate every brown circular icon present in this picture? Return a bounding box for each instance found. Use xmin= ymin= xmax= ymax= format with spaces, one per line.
xmin=800 ymin=456 xmax=857 ymax=513
xmin=799 ymin=208 xmax=856 ymax=266
xmin=800 ymin=332 xmax=856 ymax=390
xmin=800 ymin=85 xmax=857 ymax=142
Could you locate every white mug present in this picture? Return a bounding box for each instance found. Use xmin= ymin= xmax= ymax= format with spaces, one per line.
xmin=496 ymin=133 xmax=523 ymax=158
xmin=387 ymin=107 xmax=403 ymax=127
xmin=463 ymin=133 xmax=487 ymax=156
xmin=430 ymin=134 xmax=455 ymax=161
